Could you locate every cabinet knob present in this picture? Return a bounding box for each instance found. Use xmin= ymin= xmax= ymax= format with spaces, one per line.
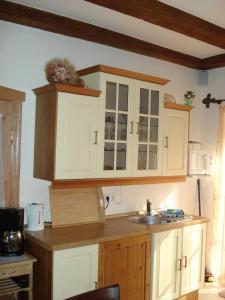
xmin=183 ymin=256 xmax=187 ymax=268
xmin=94 ymin=131 xmax=98 ymax=145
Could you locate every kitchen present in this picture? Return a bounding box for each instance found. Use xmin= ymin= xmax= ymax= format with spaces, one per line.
xmin=0 ymin=0 xmax=225 ymax=299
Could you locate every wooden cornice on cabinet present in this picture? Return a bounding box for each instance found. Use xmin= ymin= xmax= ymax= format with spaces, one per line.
xmin=78 ymin=64 xmax=170 ymax=85
xmin=51 ymin=176 xmax=186 ymax=189
xmin=0 ymin=86 xmax=25 ymax=102
xmin=86 ymin=0 xmax=225 ymax=51
xmin=0 ymin=0 xmax=202 ymax=69
xmin=33 ymin=83 xmax=101 ymax=97
xmin=164 ymin=102 xmax=193 ymax=111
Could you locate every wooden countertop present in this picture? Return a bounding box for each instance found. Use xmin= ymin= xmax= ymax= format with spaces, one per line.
xmin=25 ymin=215 xmax=209 ymax=251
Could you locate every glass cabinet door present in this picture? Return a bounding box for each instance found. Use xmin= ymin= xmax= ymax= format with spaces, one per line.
xmin=134 ymin=84 xmax=162 ymax=175
xmin=103 ymin=81 xmax=130 ymax=173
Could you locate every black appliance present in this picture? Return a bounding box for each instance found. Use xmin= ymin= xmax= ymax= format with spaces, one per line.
xmin=0 ymin=208 xmax=25 ymax=256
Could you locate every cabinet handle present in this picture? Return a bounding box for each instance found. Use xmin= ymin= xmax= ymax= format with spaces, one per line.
xmin=164 ymin=136 xmax=168 ymax=148
xmin=183 ymin=256 xmax=187 ymax=268
xmin=94 ymin=131 xmax=98 ymax=145
xmin=177 ymin=258 xmax=182 ymax=271
xmin=136 ymin=122 xmax=139 ymax=134
xmin=130 ymin=121 xmax=134 ymax=134
xmin=94 ymin=281 xmax=98 ymax=289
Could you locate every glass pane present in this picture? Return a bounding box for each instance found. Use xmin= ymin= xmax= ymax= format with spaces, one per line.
xmin=116 ymin=143 xmax=127 ymax=170
xmin=117 ymin=114 xmax=128 ymax=141
xmin=140 ymin=88 xmax=149 ymax=114
xmin=105 ymin=112 xmax=115 ymax=140
xmin=138 ymin=144 xmax=147 ymax=170
xmin=118 ymin=84 xmax=128 ymax=111
xmin=104 ymin=143 xmax=114 ymax=170
xmin=106 ymin=81 xmax=117 ymax=110
xmin=151 ymin=90 xmax=159 ymax=115
xmin=150 ymin=118 xmax=159 ymax=143
xmin=149 ymin=145 xmax=158 ymax=170
xmin=139 ymin=116 xmax=148 ymax=142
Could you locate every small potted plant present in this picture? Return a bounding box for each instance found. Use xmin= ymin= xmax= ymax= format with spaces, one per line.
xmin=45 ymin=58 xmax=84 ymax=86
xmin=184 ymin=91 xmax=195 ymax=106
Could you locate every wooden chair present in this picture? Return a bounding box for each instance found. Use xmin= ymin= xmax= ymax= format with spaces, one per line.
xmin=66 ymin=284 xmax=120 ymax=300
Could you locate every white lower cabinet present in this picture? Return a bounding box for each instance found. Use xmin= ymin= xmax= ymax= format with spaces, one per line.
xmin=151 ymin=224 xmax=206 ymax=300
xmin=53 ymin=244 xmax=98 ymax=300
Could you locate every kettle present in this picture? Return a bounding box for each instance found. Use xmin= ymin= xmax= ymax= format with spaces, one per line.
xmin=27 ymin=203 xmax=44 ymax=231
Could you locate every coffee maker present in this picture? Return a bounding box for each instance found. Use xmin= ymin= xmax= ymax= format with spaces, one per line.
xmin=0 ymin=208 xmax=25 ymax=256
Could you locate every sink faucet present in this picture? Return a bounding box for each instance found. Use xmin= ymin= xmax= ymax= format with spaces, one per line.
xmin=146 ymin=199 xmax=152 ymax=216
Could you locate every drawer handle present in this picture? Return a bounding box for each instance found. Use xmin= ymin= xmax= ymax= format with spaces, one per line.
xmin=130 ymin=121 xmax=134 ymax=134
xmin=136 ymin=122 xmax=139 ymax=135
xmin=94 ymin=130 xmax=98 ymax=145
xmin=94 ymin=281 xmax=98 ymax=289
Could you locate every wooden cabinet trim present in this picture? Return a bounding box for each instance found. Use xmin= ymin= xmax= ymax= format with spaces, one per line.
xmin=33 ymin=83 xmax=101 ymax=97
xmin=78 ymin=64 xmax=170 ymax=85
xmin=164 ymin=102 xmax=193 ymax=111
xmin=0 ymin=86 xmax=25 ymax=102
xmin=51 ymin=176 xmax=186 ymax=189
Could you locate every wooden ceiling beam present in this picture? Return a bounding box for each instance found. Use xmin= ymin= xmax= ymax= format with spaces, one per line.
xmin=86 ymin=0 xmax=225 ymax=50
xmin=0 ymin=0 xmax=202 ymax=69
xmin=201 ymin=54 xmax=225 ymax=70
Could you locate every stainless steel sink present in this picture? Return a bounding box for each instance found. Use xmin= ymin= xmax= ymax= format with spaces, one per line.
xmin=128 ymin=215 xmax=172 ymax=225
xmin=128 ymin=214 xmax=193 ymax=225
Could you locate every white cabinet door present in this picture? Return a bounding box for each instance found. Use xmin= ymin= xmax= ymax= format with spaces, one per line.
xmin=97 ymin=73 xmax=134 ymax=177
xmin=53 ymin=244 xmax=98 ymax=300
xmin=151 ymin=229 xmax=182 ymax=300
xmin=133 ymin=80 xmax=163 ymax=176
xmin=55 ymin=92 xmax=99 ymax=179
xmin=163 ymin=109 xmax=189 ymax=176
xmin=181 ymin=224 xmax=206 ymax=296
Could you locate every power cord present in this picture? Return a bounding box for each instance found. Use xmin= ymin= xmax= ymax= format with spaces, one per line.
xmin=105 ymin=196 xmax=110 ymax=209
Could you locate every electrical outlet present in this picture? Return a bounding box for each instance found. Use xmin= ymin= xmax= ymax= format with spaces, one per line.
xmin=104 ymin=194 xmax=113 ymax=203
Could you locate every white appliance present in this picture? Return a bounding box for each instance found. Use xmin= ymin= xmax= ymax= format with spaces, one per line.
xmin=189 ymin=149 xmax=212 ymax=175
xmin=27 ymin=203 xmax=44 ymax=231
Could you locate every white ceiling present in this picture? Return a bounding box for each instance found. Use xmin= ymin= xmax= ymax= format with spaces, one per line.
xmin=9 ymin=0 xmax=225 ymax=59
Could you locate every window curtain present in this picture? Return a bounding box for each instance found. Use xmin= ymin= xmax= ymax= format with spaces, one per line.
xmin=210 ymin=106 xmax=225 ymax=294
xmin=0 ymin=113 xmax=5 ymax=207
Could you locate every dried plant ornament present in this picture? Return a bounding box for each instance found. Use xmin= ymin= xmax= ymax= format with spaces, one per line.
xmin=45 ymin=58 xmax=79 ymax=85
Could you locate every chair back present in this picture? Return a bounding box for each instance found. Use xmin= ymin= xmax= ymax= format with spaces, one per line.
xmin=66 ymin=284 xmax=120 ymax=300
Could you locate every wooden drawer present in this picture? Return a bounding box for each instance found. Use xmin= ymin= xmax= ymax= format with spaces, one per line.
xmin=0 ymin=264 xmax=31 ymax=279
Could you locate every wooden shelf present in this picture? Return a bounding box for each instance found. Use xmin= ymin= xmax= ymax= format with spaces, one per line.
xmin=0 ymin=278 xmax=29 ymax=296
xmin=78 ymin=64 xmax=170 ymax=85
xmin=164 ymin=102 xmax=193 ymax=111
xmin=51 ymin=176 xmax=186 ymax=189
xmin=0 ymin=86 xmax=25 ymax=102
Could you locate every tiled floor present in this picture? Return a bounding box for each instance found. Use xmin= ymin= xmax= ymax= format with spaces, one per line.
xmin=199 ymin=282 xmax=225 ymax=300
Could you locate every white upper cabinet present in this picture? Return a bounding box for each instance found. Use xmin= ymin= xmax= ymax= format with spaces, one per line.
xmin=55 ymin=92 xmax=99 ymax=179
xmin=133 ymin=80 xmax=163 ymax=176
xmin=33 ymin=84 xmax=101 ymax=181
xmin=81 ymin=70 xmax=164 ymax=178
xmin=98 ymin=73 xmax=134 ymax=177
xmin=163 ymin=108 xmax=189 ymax=176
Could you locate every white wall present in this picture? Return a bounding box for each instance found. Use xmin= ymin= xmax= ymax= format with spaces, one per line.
xmin=0 ymin=20 xmax=207 ymax=221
